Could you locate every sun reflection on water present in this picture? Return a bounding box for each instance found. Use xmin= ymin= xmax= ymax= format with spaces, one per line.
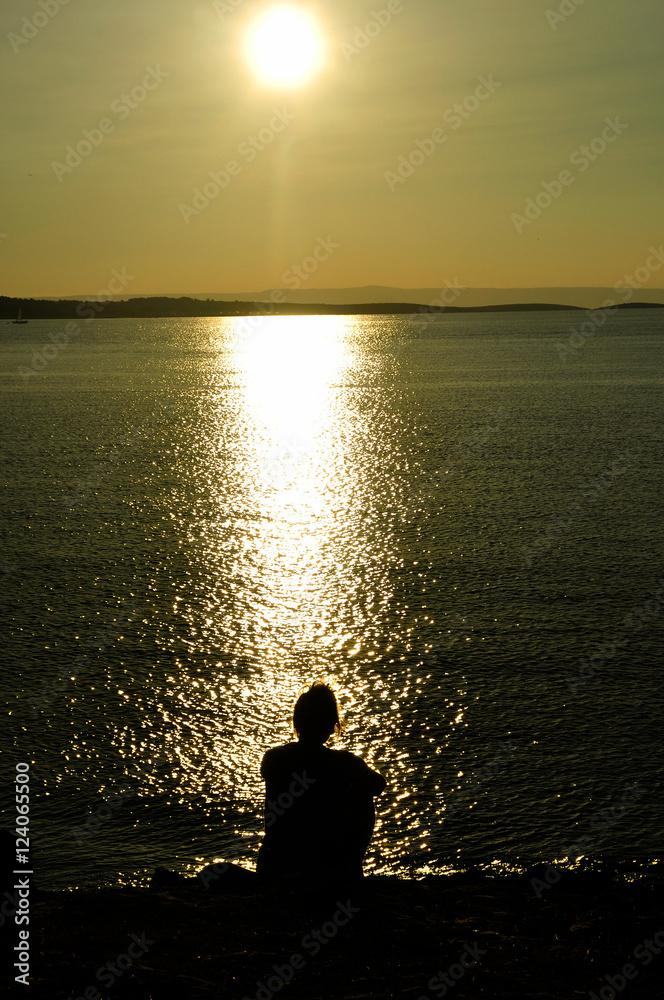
xmin=19 ymin=316 xmax=664 ymax=889
xmin=103 ymin=315 xmax=473 ymax=878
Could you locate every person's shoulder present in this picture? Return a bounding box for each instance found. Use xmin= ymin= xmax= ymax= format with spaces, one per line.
xmin=331 ymin=748 xmax=368 ymax=764
xmin=262 ymin=742 xmax=299 ymax=762
xmin=263 ymin=742 xmax=297 ymax=757
xmin=330 ymin=749 xmax=386 ymax=792
xmin=261 ymin=743 xmax=298 ymax=775
xmin=329 ymin=748 xmax=372 ymax=774
xmin=330 ymin=748 xmax=361 ymax=763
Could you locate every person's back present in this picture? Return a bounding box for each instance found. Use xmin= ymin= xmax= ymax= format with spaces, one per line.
xmin=257 ymin=682 xmax=386 ymax=885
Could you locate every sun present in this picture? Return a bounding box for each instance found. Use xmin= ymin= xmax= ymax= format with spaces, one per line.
xmin=245 ymin=6 xmax=325 ymax=89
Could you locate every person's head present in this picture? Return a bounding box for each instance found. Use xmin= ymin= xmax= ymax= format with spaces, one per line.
xmin=293 ymin=681 xmax=342 ymax=744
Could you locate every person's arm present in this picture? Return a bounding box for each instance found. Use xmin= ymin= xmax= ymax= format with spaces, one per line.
xmin=261 ymin=747 xmax=280 ymax=781
xmin=346 ymin=753 xmax=386 ymax=796
xmin=364 ymin=765 xmax=386 ymax=796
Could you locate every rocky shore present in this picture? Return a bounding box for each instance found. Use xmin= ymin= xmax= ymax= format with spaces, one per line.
xmin=9 ymin=866 xmax=664 ymax=999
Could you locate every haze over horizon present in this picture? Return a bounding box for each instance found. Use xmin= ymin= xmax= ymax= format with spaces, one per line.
xmin=2 ymin=0 xmax=663 ymax=298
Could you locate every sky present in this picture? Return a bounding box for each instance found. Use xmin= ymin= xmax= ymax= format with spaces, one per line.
xmin=1 ymin=0 xmax=663 ymax=297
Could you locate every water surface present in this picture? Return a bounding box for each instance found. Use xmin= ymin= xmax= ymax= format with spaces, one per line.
xmin=2 ymin=309 xmax=662 ymax=888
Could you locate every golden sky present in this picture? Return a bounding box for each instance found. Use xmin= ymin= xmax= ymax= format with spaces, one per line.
xmin=1 ymin=0 xmax=663 ymax=296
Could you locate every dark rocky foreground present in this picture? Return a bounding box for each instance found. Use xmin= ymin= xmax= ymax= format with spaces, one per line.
xmin=8 ymin=869 xmax=664 ymax=999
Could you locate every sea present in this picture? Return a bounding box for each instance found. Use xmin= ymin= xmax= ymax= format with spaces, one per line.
xmin=2 ymin=309 xmax=663 ymax=890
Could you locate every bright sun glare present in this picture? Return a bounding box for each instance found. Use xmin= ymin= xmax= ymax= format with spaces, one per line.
xmin=246 ymin=6 xmax=325 ymax=88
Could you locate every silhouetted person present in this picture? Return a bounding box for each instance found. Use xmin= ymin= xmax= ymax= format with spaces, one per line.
xmin=256 ymin=682 xmax=386 ymax=886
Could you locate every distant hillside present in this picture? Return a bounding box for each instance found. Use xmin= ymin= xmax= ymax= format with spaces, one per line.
xmin=49 ymin=286 xmax=664 ymax=310
xmin=1 ymin=295 xmax=662 ymax=321
xmin=2 ymin=296 xmax=585 ymax=320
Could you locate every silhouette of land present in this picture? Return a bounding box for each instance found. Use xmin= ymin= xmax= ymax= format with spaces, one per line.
xmin=38 ymin=285 xmax=664 ymax=309
xmin=2 ymin=294 xmax=663 ymax=321
xmin=21 ymin=867 xmax=664 ymax=999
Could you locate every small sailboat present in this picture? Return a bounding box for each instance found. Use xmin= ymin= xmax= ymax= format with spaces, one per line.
xmin=13 ymin=306 xmax=27 ymax=324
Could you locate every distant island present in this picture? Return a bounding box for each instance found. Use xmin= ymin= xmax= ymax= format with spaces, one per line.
xmin=2 ymin=295 xmax=663 ymax=321
xmin=26 ymin=284 xmax=664 ymax=309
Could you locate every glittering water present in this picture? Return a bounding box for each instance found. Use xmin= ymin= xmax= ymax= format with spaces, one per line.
xmin=2 ymin=310 xmax=663 ymax=889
